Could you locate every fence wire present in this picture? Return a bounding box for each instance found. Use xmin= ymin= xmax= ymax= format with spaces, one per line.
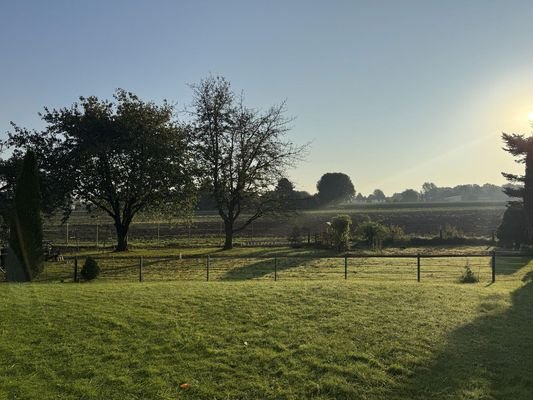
xmin=8 ymin=254 xmax=528 ymax=284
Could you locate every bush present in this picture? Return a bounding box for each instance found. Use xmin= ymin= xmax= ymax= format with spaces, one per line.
xmin=356 ymin=220 xmax=388 ymax=250
xmin=329 ymin=214 xmax=352 ymax=251
xmin=459 ymin=262 xmax=478 ymax=283
xmin=385 ymin=224 xmax=407 ymax=244
xmin=81 ymin=257 xmax=100 ymax=281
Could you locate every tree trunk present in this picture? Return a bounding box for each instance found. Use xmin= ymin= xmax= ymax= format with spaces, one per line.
xmin=223 ymin=221 xmax=233 ymax=250
xmin=115 ymin=222 xmax=129 ymax=252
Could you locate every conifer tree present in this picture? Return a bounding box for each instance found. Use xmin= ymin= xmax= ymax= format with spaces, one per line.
xmin=7 ymin=150 xmax=43 ymax=281
xmin=500 ymin=133 xmax=533 ymax=244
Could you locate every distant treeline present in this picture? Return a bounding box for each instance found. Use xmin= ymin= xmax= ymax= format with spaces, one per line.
xmin=360 ymin=182 xmax=511 ymax=203
xmin=196 ymin=177 xmax=511 ymax=211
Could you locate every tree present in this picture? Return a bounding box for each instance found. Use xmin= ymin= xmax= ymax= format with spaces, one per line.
xmin=7 ymin=151 xmax=43 ymax=281
xmin=500 ymin=132 xmax=533 ymax=243
xmin=400 ymin=189 xmax=419 ymax=202
xmin=190 ymin=76 xmax=306 ymax=250
xmin=372 ymin=189 xmax=386 ymax=202
xmin=6 ymin=90 xmax=194 ymax=251
xmin=316 ymin=172 xmax=355 ymax=205
xmin=421 ymin=182 xmax=437 ymax=201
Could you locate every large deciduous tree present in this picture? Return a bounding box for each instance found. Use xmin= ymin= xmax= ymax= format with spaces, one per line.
xmin=500 ymin=132 xmax=533 ymax=244
xmin=316 ymin=172 xmax=355 ymax=205
xmin=7 ymin=150 xmax=43 ymax=281
xmin=6 ymin=90 xmax=194 ymax=251
xmin=190 ymin=76 xmax=305 ymax=249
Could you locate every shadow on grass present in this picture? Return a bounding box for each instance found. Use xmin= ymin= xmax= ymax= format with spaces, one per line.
xmin=496 ymin=256 xmax=532 ymax=276
xmin=220 ymin=257 xmax=316 ymax=280
xmin=397 ymin=278 xmax=533 ymax=399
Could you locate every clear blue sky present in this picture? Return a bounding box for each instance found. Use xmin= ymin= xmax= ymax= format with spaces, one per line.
xmin=2 ymin=0 xmax=533 ymax=195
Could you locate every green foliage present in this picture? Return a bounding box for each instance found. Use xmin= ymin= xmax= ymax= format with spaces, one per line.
xmin=329 ymin=214 xmax=352 ymax=251
xmin=501 ymin=132 xmax=533 ymax=243
xmin=459 ymin=262 xmax=479 ymax=283
xmin=316 ymin=172 xmax=355 ymax=205
xmin=386 ymin=224 xmax=406 ymax=244
xmin=7 ymin=150 xmax=43 ymax=281
xmin=80 ymin=257 xmax=100 ymax=281
xmin=7 ymin=90 xmax=195 ymax=251
xmin=497 ymin=203 xmax=528 ymax=247
xmin=356 ymin=220 xmax=388 ymax=250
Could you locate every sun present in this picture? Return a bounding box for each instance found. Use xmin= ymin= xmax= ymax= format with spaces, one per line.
xmin=528 ymin=111 xmax=533 ymax=122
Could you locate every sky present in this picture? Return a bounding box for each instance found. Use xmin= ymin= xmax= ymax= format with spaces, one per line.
xmin=1 ymin=0 xmax=533 ymax=196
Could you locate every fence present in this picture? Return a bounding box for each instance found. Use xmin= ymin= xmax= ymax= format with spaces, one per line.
xmin=1 ymin=252 xmax=525 ymax=284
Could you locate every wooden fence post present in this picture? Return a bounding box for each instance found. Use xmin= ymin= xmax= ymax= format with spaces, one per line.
xmin=274 ymin=257 xmax=277 ymax=281
xmin=417 ymin=254 xmax=421 ymax=282
xmin=139 ymin=256 xmax=143 ymax=282
xmin=491 ymin=251 xmax=496 ymax=283
xmin=74 ymin=256 xmax=78 ymax=282
xmin=206 ymin=256 xmax=210 ymax=282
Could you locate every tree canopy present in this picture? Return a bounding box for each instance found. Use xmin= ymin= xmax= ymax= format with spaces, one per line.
xmin=5 ymin=90 xmax=195 ymax=251
xmin=316 ymin=172 xmax=355 ymax=205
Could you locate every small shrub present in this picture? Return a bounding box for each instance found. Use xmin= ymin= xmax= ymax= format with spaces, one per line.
xmin=459 ymin=262 xmax=478 ymax=283
xmin=329 ymin=214 xmax=352 ymax=251
xmin=356 ymin=220 xmax=388 ymax=250
xmin=81 ymin=257 xmax=100 ymax=281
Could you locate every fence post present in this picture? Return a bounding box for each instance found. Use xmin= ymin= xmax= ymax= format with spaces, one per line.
xmin=344 ymin=256 xmax=348 ymax=280
xmin=417 ymin=254 xmax=421 ymax=282
xmin=491 ymin=251 xmax=496 ymax=283
xmin=139 ymin=256 xmax=143 ymax=282
xmin=74 ymin=256 xmax=78 ymax=282
xmin=206 ymin=256 xmax=210 ymax=282
xmin=274 ymin=257 xmax=277 ymax=281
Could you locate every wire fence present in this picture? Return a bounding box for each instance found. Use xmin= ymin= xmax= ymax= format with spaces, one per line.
xmin=1 ymin=253 xmax=526 ymax=284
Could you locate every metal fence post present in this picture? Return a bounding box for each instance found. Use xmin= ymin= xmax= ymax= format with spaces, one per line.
xmin=274 ymin=257 xmax=278 ymax=281
xmin=344 ymin=256 xmax=348 ymax=280
xmin=74 ymin=256 xmax=78 ymax=282
xmin=491 ymin=251 xmax=496 ymax=283
xmin=206 ymin=256 xmax=210 ymax=282
xmin=417 ymin=254 xmax=421 ymax=282
xmin=139 ymin=256 xmax=143 ymax=282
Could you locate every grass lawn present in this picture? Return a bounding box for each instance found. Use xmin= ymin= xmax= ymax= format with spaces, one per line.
xmin=1 ymin=265 xmax=533 ymax=399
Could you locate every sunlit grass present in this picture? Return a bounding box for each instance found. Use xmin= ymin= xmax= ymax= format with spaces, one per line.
xmin=1 ymin=275 xmax=532 ymax=399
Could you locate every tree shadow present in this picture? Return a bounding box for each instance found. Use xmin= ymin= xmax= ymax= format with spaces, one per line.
xmin=396 ymin=277 xmax=533 ymax=399
xmin=496 ymin=256 xmax=532 ymax=276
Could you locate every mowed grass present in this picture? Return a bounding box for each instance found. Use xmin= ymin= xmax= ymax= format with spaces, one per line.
xmin=2 ymin=269 xmax=533 ymax=399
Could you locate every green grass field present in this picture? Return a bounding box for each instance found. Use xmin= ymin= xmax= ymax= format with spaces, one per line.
xmin=1 ymin=256 xmax=533 ymax=399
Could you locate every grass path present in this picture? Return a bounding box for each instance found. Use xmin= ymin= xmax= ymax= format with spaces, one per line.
xmin=1 ymin=279 xmax=532 ymax=399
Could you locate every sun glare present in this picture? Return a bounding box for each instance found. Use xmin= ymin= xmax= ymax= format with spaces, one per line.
xmin=528 ymin=111 xmax=533 ymax=122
